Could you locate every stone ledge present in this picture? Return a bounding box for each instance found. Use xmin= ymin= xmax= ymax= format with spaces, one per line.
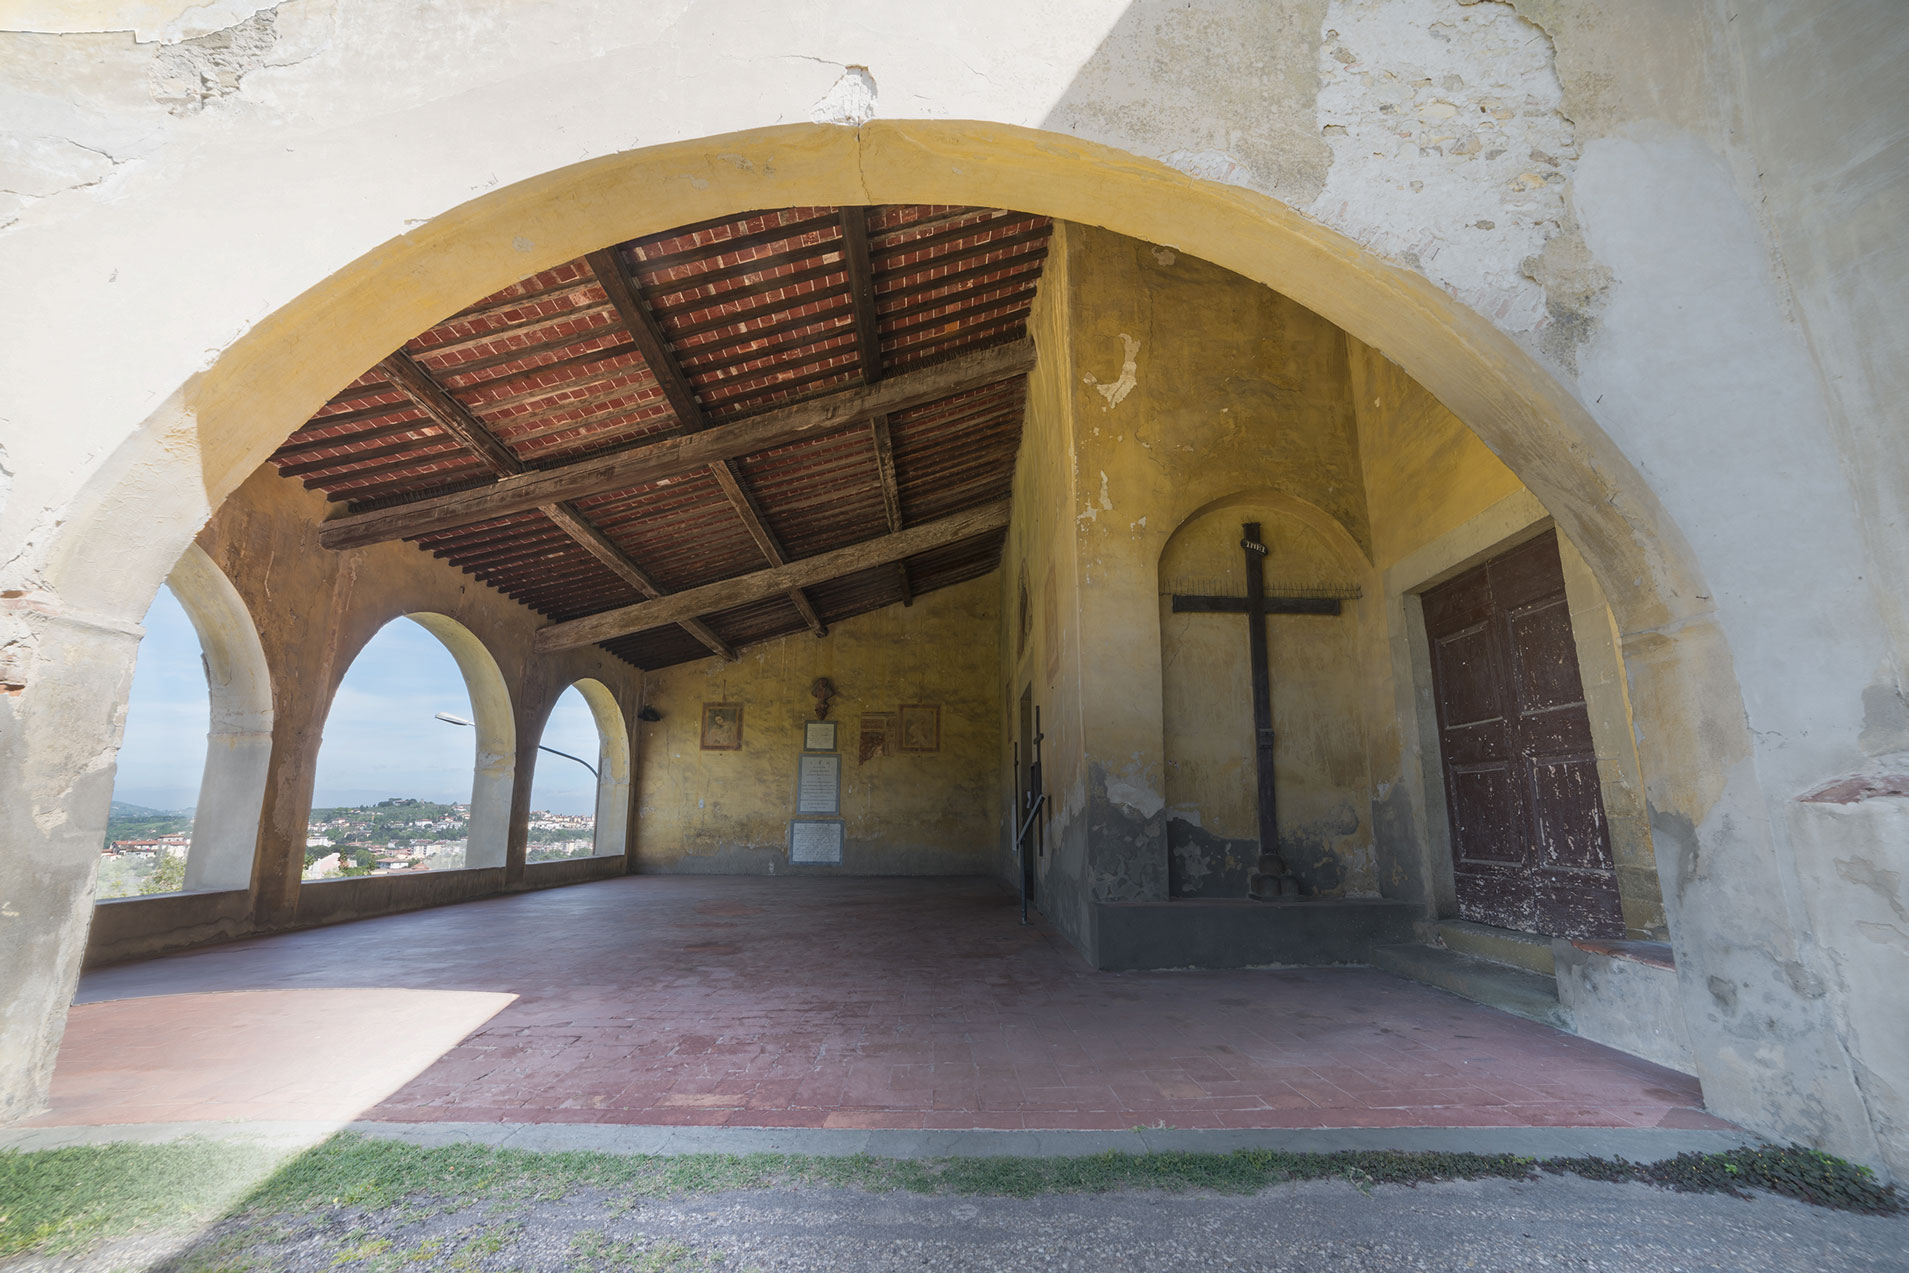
xmin=1436 ymin=918 xmax=1557 ymax=976
xmin=1369 ymin=943 xmax=1571 ymax=1030
xmin=1092 ymin=898 xmax=1417 ymax=971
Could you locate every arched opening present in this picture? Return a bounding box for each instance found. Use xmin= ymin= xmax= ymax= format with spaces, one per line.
xmin=98 ymin=545 xmax=272 ymax=900
xmin=305 ymin=614 xmax=515 ymax=880
xmin=528 ymin=680 xmax=632 ymax=863
xmin=97 ymin=584 xmax=207 ymax=899
xmin=13 ymin=122 xmax=1832 ymax=1155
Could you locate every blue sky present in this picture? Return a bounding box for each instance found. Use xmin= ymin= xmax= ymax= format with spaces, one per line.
xmin=113 ymin=591 xmax=602 ymax=816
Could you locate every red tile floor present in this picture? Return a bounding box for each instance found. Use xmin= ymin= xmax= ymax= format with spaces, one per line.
xmin=38 ymin=876 xmax=1727 ymax=1132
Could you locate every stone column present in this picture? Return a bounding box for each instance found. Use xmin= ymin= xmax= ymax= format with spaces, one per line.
xmin=0 ymin=607 xmax=142 ymax=1123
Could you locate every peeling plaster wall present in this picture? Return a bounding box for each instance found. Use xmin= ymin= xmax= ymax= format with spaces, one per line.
xmin=1312 ymin=0 xmax=1577 ymax=335
xmin=633 ymin=575 xmax=1001 ymax=878
xmin=1000 ymin=222 xmax=1378 ymax=949
xmin=1064 ymin=225 xmax=1370 ymax=913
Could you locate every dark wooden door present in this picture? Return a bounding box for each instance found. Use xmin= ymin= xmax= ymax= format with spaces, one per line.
xmin=1421 ymin=532 xmax=1624 ymax=939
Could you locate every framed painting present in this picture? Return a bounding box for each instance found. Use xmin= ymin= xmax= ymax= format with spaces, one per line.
xmin=897 ymin=703 xmax=940 ymax=753
xmin=699 ymin=702 xmax=743 ymax=751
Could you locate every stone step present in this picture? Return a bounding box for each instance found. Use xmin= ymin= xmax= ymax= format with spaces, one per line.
xmin=1370 ymin=942 xmax=1572 ymax=1030
xmin=1436 ymin=919 xmax=1556 ymax=976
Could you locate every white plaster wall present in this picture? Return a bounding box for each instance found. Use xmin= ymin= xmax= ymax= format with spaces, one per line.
xmin=1 ymin=0 xmax=1904 ymax=1166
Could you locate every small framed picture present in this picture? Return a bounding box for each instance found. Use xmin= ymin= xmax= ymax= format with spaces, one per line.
xmin=700 ymin=702 xmax=743 ymax=751
xmin=804 ymin=720 xmax=838 ymax=752
xmin=897 ymin=703 xmax=940 ymax=753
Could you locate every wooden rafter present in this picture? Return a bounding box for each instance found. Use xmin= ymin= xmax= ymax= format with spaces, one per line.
xmin=378 ymin=352 xmax=522 ymax=476
xmin=378 ymin=346 xmax=736 ymax=661
xmin=535 ymin=500 xmax=1012 ymax=652
xmin=274 ymin=204 xmax=1055 ymax=669
xmin=585 ymin=249 xmax=703 ymax=431
xmin=319 ymin=338 xmax=1037 ymax=550
xmin=868 ymin=412 xmax=912 ymax=606
xmin=707 ymin=460 xmax=828 ymax=637
xmin=837 ymin=206 xmax=884 ymax=384
xmin=590 ymin=247 xmax=827 ymax=638
xmin=538 ymin=504 xmax=736 ymax=661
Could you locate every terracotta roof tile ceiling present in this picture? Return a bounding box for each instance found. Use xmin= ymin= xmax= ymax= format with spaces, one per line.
xmin=270 ymin=205 xmax=1050 ymax=669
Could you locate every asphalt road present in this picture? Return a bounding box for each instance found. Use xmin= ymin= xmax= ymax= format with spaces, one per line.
xmin=12 ymin=1176 xmax=1906 ymax=1273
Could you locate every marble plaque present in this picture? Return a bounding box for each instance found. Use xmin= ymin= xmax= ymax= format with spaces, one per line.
xmin=804 ymin=720 xmax=838 ymax=751
xmin=796 ymin=752 xmax=841 ymax=814
xmin=789 ymin=819 xmax=844 ymax=864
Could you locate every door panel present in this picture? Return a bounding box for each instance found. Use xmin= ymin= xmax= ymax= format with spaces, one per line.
xmin=1421 ymin=532 xmax=1625 ymax=939
xmin=1432 ymin=625 xmax=1504 ymax=730
xmin=1528 ymin=755 xmax=1609 ymax=871
xmin=1449 ymin=765 xmax=1525 ymax=863
xmin=1508 ymin=600 xmax=1582 ymax=712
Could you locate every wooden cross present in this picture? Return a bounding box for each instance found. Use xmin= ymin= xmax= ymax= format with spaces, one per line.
xmin=1170 ymin=522 xmax=1349 ymax=899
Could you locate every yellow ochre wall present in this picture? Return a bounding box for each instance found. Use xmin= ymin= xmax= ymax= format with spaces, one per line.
xmin=996 ymin=221 xmax=1094 ymax=948
xmin=1000 ymin=221 xmax=1385 ymax=925
xmin=634 ymin=575 xmax=1003 ymax=875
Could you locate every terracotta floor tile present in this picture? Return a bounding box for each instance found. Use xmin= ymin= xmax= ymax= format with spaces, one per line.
xmin=45 ymin=877 xmax=1723 ymax=1135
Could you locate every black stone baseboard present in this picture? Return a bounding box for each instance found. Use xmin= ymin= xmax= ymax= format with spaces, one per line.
xmin=1092 ymin=897 xmax=1419 ymax=971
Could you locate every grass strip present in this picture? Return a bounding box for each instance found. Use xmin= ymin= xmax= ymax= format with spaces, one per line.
xmin=0 ymin=1135 xmax=1897 ymax=1258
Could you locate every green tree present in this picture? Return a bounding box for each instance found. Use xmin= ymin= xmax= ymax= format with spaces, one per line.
xmin=139 ymin=854 xmax=186 ymax=895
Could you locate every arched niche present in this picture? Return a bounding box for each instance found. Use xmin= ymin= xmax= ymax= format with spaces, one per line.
xmin=1156 ymin=492 xmax=1378 ymax=900
xmin=165 ymin=543 xmax=274 ymax=894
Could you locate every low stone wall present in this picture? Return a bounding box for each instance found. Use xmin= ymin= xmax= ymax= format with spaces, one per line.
xmin=86 ymin=889 xmax=254 ymax=966
xmin=84 ymin=857 xmax=629 ymax=967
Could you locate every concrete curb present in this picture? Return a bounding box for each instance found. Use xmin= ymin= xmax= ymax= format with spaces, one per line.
xmin=0 ymin=1119 xmax=1756 ymax=1161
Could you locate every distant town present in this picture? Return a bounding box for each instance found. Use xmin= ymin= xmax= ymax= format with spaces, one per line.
xmin=99 ymin=797 xmax=598 ymax=898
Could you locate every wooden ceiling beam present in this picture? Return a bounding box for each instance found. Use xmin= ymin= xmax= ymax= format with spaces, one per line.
xmin=540 ymin=502 xmax=735 ymax=660
xmin=380 ymin=343 xmax=734 ymax=661
xmin=379 ymin=351 xmax=524 ymax=477
xmin=708 ymin=459 xmax=828 ymax=637
xmin=592 ymin=244 xmax=826 ymax=640
xmin=838 ymin=206 xmax=884 ymax=385
xmin=869 ymin=413 xmax=911 ymax=606
xmin=319 ymin=337 xmax=1036 ymax=550
xmin=534 ymin=500 xmax=1011 ymax=653
xmin=587 ymin=247 xmax=706 ymax=432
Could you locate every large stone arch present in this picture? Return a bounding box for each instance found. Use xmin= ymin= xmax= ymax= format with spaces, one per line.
xmin=9 ymin=121 xmax=1859 ymax=1158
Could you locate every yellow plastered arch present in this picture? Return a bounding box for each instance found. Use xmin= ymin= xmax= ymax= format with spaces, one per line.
xmin=47 ymin=119 xmax=1744 ymax=830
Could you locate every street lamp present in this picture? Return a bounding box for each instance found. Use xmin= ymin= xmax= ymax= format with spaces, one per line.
xmin=435 ymin=711 xmax=598 ymax=777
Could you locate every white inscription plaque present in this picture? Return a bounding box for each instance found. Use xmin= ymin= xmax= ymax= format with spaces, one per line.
xmin=790 ymin=819 xmax=844 ymax=864
xmin=796 ymin=752 xmax=841 ymax=814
